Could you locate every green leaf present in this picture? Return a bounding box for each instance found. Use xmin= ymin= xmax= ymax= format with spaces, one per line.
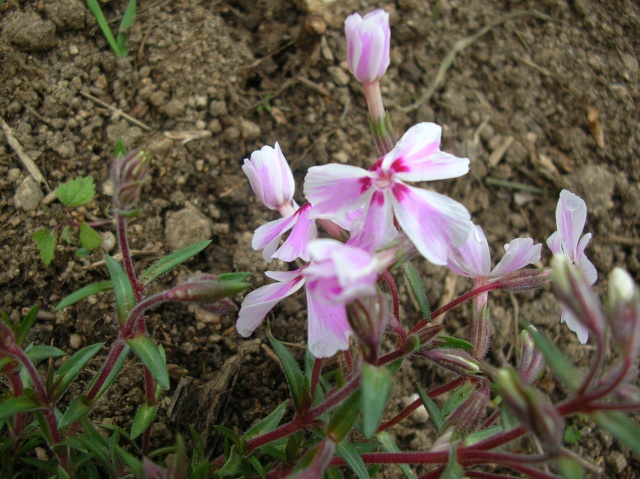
xmin=87 ymin=344 xmax=129 ymax=402
xmin=212 ymin=425 xmax=241 ymax=449
xmin=435 ymin=336 xmax=474 ymax=350
xmin=115 ymin=445 xmax=143 ymax=477
xmin=79 ymin=223 xmax=102 ymax=250
xmin=86 ymin=0 xmax=122 ymax=57
xmin=55 ymin=280 xmax=113 ymax=311
xmin=563 ymin=424 xmax=582 ymax=445
xmin=17 ymin=305 xmax=39 ymax=345
xmin=130 ymin=403 xmax=157 ymax=439
xmin=61 ymin=225 xmax=73 ymax=244
xmin=268 ymin=336 xmax=306 ymax=412
xmin=417 ymin=386 xmax=444 ymax=432
xmin=59 ymin=396 xmax=93 ymax=430
xmin=105 ymin=256 xmax=135 ymax=324
xmin=592 ymin=410 xmax=640 ymax=455
xmin=402 ymin=262 xmax=431 ymax=321
xmin=0 ymin=396 xmax=42 ymax=423
xmin=376 ymin=432 xmax=416 ymax=479
xmin=138 ymin=240 xmax=212 ymax=286
xmin=361 ymin=363 xmax=392 ymax=438
xmin=557 ymin=455 xmax=585 ymax=479
xmin=55 ymin=177 xmax=95 ymax=208
xmin=442 ymin=382 xmax=473 ymax=417
xmin=463 ymin=425 xmax=503 ymax=446
xmin=326 ymin=389 xmax=362 ymax=443
xmin=114 ymin=139 xmax=127 ymax=157
xmin=218 ymin=272 xmax=252 ymax=282
xmin=118 ymin=0 xmax=136 ymax=32
xmin=126 ymin=334 xmax=169 ymax=389
xmin=217 ymin=445 xmax=242 ymax=477
xmin=336 ymin=441 xmax=369 ymax=479
xmin=33 ymin=229 xmax=57 ymax=266
xmin=521 ymin=320 xmax=581 ymax=391
xmin=25 ymin=345 xmax=66 ymax=363
xmin=242 ymin=400 xmax=288 ymax=440
xmin=53 ymin=343 xmax=104 ymax=400
xmin=75 ymin=247 xmax=90 ymax=258
xmin=441 ymin=447 xmax=465 ymax=479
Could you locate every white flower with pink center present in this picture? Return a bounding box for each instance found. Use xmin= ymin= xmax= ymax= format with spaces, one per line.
xmin=304 ymin=122 xmax=472 ymax=265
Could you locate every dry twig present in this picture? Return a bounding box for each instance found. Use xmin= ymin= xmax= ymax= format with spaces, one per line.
xmin=1 ymin=115 xmax=48 ymax=188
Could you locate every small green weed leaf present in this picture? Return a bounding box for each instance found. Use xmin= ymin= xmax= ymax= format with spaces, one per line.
xmin=247 ymin=456 xmax=267 ymax=479
xmin=463 ymin=425 xmax=503 ymax=446
xmin=75 ymin=247 xmax=90 ymax=258
xmin=336 ymin=441 xmax=369 ymax=479
xmin=435 ymin=336 xmax=474 ymax=350
xmin=217 ymin=445 xmax=242 ymax=477
xmin=105 ymin=256 xmax=135 ymax=324
xmin=212 ymin=425 xmax=241 ymax=449
xmin=441 ymin=447 xmax=465 ymax=479
xmin=86 ymin=0 xmax=121 ymax=57
xmin=242 ymin=400 xmax=288 ymax=440
xmin=115 ymin=445 xmax=143 ymax=477
xmin=442 ymin=382 xmax=473 ymax=417
xmin=218 ymin=272 xmax=252 ymax=282
xmin=114 ymin=138 xmax=127 ymax=157
xmin=79 ymin=223 xmax=102 ymax=250
xmin=402 ymin=262 xmax=431 ymax=321
xmin=418 ymin=386 xmax=444 ymax=432
xmin=592 ymin=410 xmax=640 ymax=455
xmin=268 ymin=336 xmax=306 ymax=412
xmin=326 ymin=389 xmax=362 ymax=443
xmin=139 ymin=240 xmax=212 ymax=286
xmin=55 ymin=177 xmax=95 ymax=208
xmin=53 ymin=343 xmax=104 ymax=400
xmin=563 ymin=424 xmax=582 ymax=445
xmin=33 ymin=229 xmax=57 ymax=266
xmin=0 ymin=396 xmax=41 ymax=424
xmin=521 ymin=320 xmax=581 ymax=391
xmin=61 ymin=225 xmax=73 ymax=244
xmin=25 ymin=345 xmax=66 ymax=363
xmin=17 ymin=305 xmax=39 ymax=345
xmin=59 ymin=396 xmax=92 ymax=430
xmin=55 ymin=280 xmax=113 ymax=311
xmin=130 ymin=403 xmax=157 ymax=439
xmin=376 ymin=431 xmax=416 ymax=479
xmin=362 ymin=363 xmax=392 ymax=438
xmin=557 ymin=455 xmax=585 ymax=479
xmin=56 ymin=464 xmax=72 ymax=479
xmin=126 ymin=334 xmax=169 ymax=389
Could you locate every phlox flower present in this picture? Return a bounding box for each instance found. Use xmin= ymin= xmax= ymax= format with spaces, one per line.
xmin=448 ymin=224 xmax=542 ymax=310
xmin=344 ymin=10 xmax=390 ymax=84
xmin=236 ymin=239 xmax=387 ymax=358
xmin=243 ymin=143 xmax=317 ymax=262
xmin=304 ymin=122 xmax=472 ymax=265
xmin=547 ymin=190 xmax=597 ymax=343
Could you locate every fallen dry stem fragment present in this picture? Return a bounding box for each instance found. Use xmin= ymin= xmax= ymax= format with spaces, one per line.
xmin=1 ymin=115 xmax=48 ymax=189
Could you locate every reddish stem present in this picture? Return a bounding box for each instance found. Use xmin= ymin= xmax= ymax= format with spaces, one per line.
xmin=310 ymin=358 xmax=323 ymax=403
xmin=381 ymin=271 xmax=406 ymax=343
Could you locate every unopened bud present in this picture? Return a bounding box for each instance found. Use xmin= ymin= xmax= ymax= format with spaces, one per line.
xmin=495 ymin=368 xmax=564 ymax=455
xmin=517 ymin=329 xmax=545 ymax=384
xmin=416 ymin=324 xmax=442 ymax=348
xmin=422 ymin=349 xmax=480 ymax=376
xmin=165 ymin=274 xmax=249 ymax=303
xmin=346 ymin=294 xmax=388 ymax=361
xmin=446 ymin=381 xmax=489 ymax=436
xmin=469 ymin=304 xmax=491 ymax=361
xmin=500 ymin=268 xmax=551 ymax=293
xmin=110 ymin=149 xmax=151 ymax=215
xmin=401 ymin=334 xmax=420 ymax=354
xmin=607 ymin=268 xmax=640 ymax=357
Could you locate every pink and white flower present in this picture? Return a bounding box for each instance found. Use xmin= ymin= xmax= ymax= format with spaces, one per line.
xmin=243 ymin=143 xmax=317 ymax=262
xmin=345 ymin=10 xmax=391 ymax=84
xmin=237 ymin=239 xmax=390 ymax=358
xmin=448 ymin=224 xmax=542 ymax=310
xmin=304 ymin=122 xmax=472 ymax=265
xmin=547 ymin=190 xmax=597 ymax=343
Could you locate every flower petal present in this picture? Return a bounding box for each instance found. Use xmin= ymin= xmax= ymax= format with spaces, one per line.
xmin=273 ymin=204 xmax=317 ymax=262
xmin=383 ymin=123 xmax=469 ymax=182
xmin=490 ymin=238 xmax=542 ymax=277
xmin=448 ymin=224 xmax=491 ymax=278
xmin=252 ymin=215 xmax=298 ymax=262
xmin=304 ymin=164 xmax=372 ymax=219
xmin=561 ymin=307 xmax=589 ymax=344
xmin=391 ymin=184 xmax=472 ymax=265
xmin=306 ymin=287 xmax=352 ymax=358
xmin=556 ymin=190 xmax=587 ymax=256
xmin=546 ymin=231 xmax=563 ymax=255
xmin=236 ymin=275 xmax=305 ymax=337
xmin=347 ymin=189 xmax=398 ymax=252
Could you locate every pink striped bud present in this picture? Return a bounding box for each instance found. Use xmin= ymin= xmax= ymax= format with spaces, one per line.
xmin=517 ymin=329 xmax=545 ymax=384
xmin=344 ymin=10 xmax=390 ymax=84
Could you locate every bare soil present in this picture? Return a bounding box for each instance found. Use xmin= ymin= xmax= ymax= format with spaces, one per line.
xmin=1 ymin=0 xmax=639 ymax=477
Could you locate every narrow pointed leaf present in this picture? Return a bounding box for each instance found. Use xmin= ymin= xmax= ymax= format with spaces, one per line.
xmin=242 ymin=400 xmax=288 ymax=440
xmin=105 ymin=256 xmax=135 ymax=323
xmin=442 ymin=382 xmax=473 ymax=417
xmin=53 ymin=343 xmax=104 ymax=400
xmin=326 ymin=389 xmax=362 ymax=443
xmin=269 ymin=336 xmax=305 ymax=412
xmin=418 ymin=386 xmax=444 ymax=432
xmin=402 ymin=262 xmax=431 ymax=321
xmin=441 ymin=447 xmax=464 ymax=479
xmin=131 ymin=403 xmax=157 ymax=439
xmin=0 ymin=396 xmax=41 ymax=424
xmin=218 ymin=272 xmax=252 ymax=282
xmin=336 ymin=441 xmax=369 ymax=479
xmin=592 ymin=410 xmax=640 ymax=455
xmin=435 ymin=336 xmax=474 ymax=350
xmin=376 ymin=432 xmax=417 ymax=479
xmin=59 ymin=396 xmax=93 ymax=430
xmin=139 ymin=240 xmax=211 ymax=286
xmin=17 ymin=305 xmax=39 ymax=345
xmin=26 ymin=345 xmax=66 ymax=363
xmin=362 ymin=363 xmax=392 ymax=438
xmin=85 ymin=344 xmax=129 ymax=401
xmin=126 ymin=334 xmax=169 ymax=388
xmin=55 ymin=281 xmax=114 ymax=311
xmin=86 ymin=0 xmax=120 ymax=56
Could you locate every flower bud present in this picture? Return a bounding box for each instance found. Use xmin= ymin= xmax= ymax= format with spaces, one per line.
xmin=110 ymin=149 xmax=151 ymax=215
xmin=499 ymin=268 xmax=551 ymax=293
xmin=446 ymin=382 xmax=489 ymax=435
xmin=422 ymin=349 xmax=480 ymax=376
xmin=164 ymin=274 xmax=249 ymax=303
xmin=517 ymin=329 xmax=545 ymax=384
xmin=242 ymin=143 xmax=295 ymax=214
xmin=346 ymin=295 xmax=388 ymax=360
xmin=607 ymin=267 xmax=640 ymax=357
xmin=416 ymin=323 xmax=442 ymax=348
xmin=495 ymin=368 xmax=564 ymax=455
xmin=344 ymin=10 xmax=390 ymax=84
xmin=468 ymin=303 xmax=491 ymax=361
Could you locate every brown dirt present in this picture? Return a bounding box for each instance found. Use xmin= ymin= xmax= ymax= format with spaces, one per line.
xmin=1 ymin=0 xmax=639 ymax=477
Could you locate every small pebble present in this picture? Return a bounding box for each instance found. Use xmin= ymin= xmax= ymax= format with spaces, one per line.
xmin=14 ymin=176 xmax=43 ymax=211
xmin=328 ymin=66 xmax=350 ymax=86
xmin=69 ymin=45 xmax=79 ymax=55
xmin=101 ymin=231 xmax=117 ymax=253
xmin=69 ymin=333 xmax=83 ymax=349
xmin=241 ymin=119 xmax=261 ymax=141
xmin=606 ymin=450 xmax=627 ymax=474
